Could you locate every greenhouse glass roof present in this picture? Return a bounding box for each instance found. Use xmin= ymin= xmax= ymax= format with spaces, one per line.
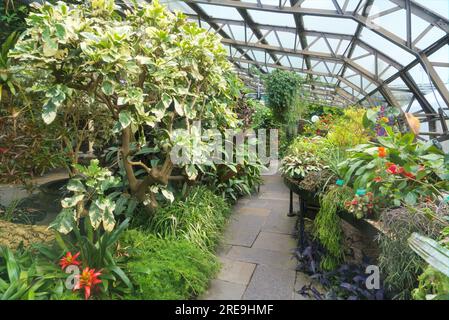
xmin=160 ymin=0 xmax=449 ymax=140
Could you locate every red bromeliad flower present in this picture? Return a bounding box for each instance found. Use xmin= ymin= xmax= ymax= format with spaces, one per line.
xmin=0 ymin=147 xmax=8 ymax=154
xmin=59 ymin=252 xmax=81 ymax=270
xmin=373 ymin=176 xmax=382 ymax=183
xmin=74 ymin=267 xmax=102 ymax=300
xmin=351 ymin=199 xmax=358 ymax=206
xmin=386 ymin=164 xmax=405 ymax=175
xmin=386 ymin=164 xmax=399 ymax=174
xmin=378 ymin=147 xmax=387 ymax=158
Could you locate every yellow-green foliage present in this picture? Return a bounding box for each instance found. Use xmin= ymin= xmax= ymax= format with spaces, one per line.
xmin=413 ymin=266 xmax=449 ymax=300
xmin=286 ymin=136 xmax=331 ymax=160
xmin=120 ymin=230 xmax=219 ymax=300
xmin=326 ymin=108 xmax=370 ymax=149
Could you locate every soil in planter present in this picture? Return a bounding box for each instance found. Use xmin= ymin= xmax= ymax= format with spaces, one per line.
xmin=298 ymin=169 xmax=336 ymax=194
xmin=0 ymin=220 xmax=55 ymax=249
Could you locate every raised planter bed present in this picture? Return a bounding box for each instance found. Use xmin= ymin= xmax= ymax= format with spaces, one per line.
xmin=284 ymin=175 xmax=382 ymax=264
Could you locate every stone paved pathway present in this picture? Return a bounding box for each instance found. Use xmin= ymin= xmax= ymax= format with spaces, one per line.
xmin=201 ymin=174 xmax=312 ymax=300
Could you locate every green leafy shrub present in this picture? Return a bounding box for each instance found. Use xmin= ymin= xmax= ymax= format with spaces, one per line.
xmin=326 ymin=108 xmax=370 ymax=149
xmin=251 ymin=100 xmax=276 ymax=130
xmin=10 ymin=0 xmax=240 ymax=211
xmin=143 ymin=187 xmax=231 ymax=251
xmin=413 ymin=266 xmax=449 ymax=300
xmin=120 ymin=229 xmax=219 ymax=300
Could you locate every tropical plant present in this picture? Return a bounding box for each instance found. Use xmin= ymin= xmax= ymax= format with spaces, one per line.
xmin=10 ymin=0 xmax=240 ymax=211
xmin=50 ymin=159 xmax=137 ymax=234
xmin=119 ymin=229 xmax=219 ymax=300
xmin=339 ymin=127 xmax=449 ymax=213
xmin=344 ymin=192 xmax=375 ymax=220
xmin=280 ymin=154 xmax=327 ymax=181
xmin=0 ymin=245 xmax=69 ymax=300
xmin=47 ymin=160 xmax=134 ymax=299
xmin=205 ymin=157 xmax=263 ymax=203
xmin=0 ymin=1 xmax=28 ymax=45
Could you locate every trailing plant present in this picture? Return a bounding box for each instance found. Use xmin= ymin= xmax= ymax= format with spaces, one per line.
xmin=119 ymin=229 xmax=219 ymax=300
xmin=251 ymin=100 xmax=276 ymax=130
xmin=142 ymin=187 xmax=230 ymax=251
xmin=264 ymin=69 xmax=305 ymax=123
xmin=314 ymin=186 xmax=354 ymax=270
xmin=378 ymin=205 xmax=446 ymax=300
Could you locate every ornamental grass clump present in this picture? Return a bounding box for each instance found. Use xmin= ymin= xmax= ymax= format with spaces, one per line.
xmin=143 ymin=187 xmax=231 ymax=251
xmin=379 ymin=205 xmax=446 ymax=300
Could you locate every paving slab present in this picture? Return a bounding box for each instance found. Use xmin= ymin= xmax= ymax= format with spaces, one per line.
xmin=258 ymin=192 xmax=291 ymax=201
xmin=261 ymin=211 xmax=297 ymax=235
xmin=235 ymin=207 xmax=271 ymax=217
xmin=242 ymin=264 xmax=296 ymax=300
xmin=202 ymin=173 xmax=316 ymax=300
xmin=224 ymin=214 xmax=265 ymax=247
xmin=217 ymin=257 xmax=256 ymax=285
xmin=226 ymin=246 xmax=297 ymax=270
xmin=202 ymin=280 xmax=247 ymax=300
xmin=252 ymin=231 xmax=297 ymax=253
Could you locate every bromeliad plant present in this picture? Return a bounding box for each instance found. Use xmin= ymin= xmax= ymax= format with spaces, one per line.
xmin=49 ymin=160 xmax=134 ymax=299
xmin=10 ymin=0 xmax=239 ymax=211
xmin=340 ymin=127 xmax=449 ymax=215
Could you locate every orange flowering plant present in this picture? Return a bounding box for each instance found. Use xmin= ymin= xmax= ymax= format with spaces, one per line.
xmin=339 ymin=126 xmax=449 ymax=216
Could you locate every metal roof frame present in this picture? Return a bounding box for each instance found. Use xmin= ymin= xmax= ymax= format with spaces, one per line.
xmin=168 ymin=0 xmax=449 ymax=140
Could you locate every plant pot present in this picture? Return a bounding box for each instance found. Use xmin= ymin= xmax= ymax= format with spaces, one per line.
xmin=283 ymin=176 xmax=320 ymax=208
